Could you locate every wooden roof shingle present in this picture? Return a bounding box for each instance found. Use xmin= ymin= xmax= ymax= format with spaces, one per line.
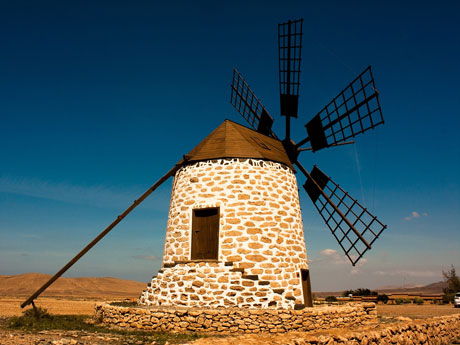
xmin=179 ymin=120 xmax=294 ymax=170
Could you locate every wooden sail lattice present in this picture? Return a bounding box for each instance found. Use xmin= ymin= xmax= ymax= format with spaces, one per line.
xmin=230 ymin=68 xmax=276 ymax=138
xmin=304 ymin=166 xmax=386 ymax=265
xmin=301 ymin=66 xmax=384 ymax=152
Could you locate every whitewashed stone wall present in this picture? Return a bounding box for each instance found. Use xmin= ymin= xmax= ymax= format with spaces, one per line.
xmin=140 ymin=158 xmax=309 ymax=309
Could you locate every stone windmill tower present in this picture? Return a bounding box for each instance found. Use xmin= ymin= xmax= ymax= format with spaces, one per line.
xmin=21 ymin=19 xmax=386 ymax=312
xmin=139 ymin=120 xmax=312 ymax=309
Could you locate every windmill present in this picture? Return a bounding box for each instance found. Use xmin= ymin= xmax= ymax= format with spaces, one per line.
xmin=22 ymin=19 xmax=386 ymax=311
xmin=230 ymin=18 xmax=386 ymax=267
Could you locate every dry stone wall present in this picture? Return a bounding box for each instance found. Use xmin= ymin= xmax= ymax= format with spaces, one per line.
xmin=140 ymin=158 xmax=309 ymax=309
xmin=95 ymin=303 xmax=377 ymax=334
xmin=306 ymin=316 xmax=460 ymax=345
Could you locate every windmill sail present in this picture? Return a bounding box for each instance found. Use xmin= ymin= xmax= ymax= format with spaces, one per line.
xmin=230 ymin=68 xmax=276 ymax=138
xmin=299 ymin=66 xmax=384 ymax=152
xmin=230 ymin=19 xmax=387 ymax=267
xmin=21 ymin=163 xmax=181 ymax=309
xmin=302 ymin=165 xmax=386 ymax=266
xmin=278 ymin=18 xmax=303 ymax=119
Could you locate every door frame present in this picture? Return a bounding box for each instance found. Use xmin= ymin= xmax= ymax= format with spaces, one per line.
xmin=300 ymin=268 xmax=313 ymax=307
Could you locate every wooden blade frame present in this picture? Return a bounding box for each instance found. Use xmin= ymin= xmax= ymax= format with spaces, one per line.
xmin=298 ymin=163 xmax=386 ymax=266
xmin=298 ymin=66 xmax=384 ymax=152
xmin=21 ymin=163 xmax=182 ymax=309
xmin=279 ymin=19 xmax=303 ymax=141
xmin=230 ymin=68 xmax=276 ymax=138
xmin=278 ymin=18 xmax=303 ymax=119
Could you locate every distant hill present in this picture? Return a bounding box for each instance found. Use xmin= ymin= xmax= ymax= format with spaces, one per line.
xmin=0 ymin=273 xmax=146 ymax=298
xmin=376 ymin=281 xmax=447 ymax=295
xmin=314 ymin=281 xmax=447 ymax=297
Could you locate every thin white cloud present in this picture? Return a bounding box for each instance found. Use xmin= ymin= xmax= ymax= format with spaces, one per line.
xmin=373 ymin=269 xmax=438 ymax=278
xmin=350 ymin=258 xmax=368 ymax=275
xmin=404 ymin=211 xmax=428 ymax=221
xmin=0 ymin=176 xmax=169 ymax=211
xmin=132 ymin=255 xmax=161 ymax=261
xmin=320 ymin=248 xmax=337 ymax=256
xmin=311 ymin=248 xmax=347 ymax=265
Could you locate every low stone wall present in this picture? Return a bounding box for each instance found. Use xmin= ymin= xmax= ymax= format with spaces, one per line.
xmin=94 ymin=303 xmax=376 ymax=334
xmin=261 ymin=315 xmax=460 ymax=345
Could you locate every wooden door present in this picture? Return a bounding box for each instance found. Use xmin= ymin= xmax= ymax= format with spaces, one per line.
xmin=191 ymin=208 xmax=219 ymax=260
xmin=301 ymin=269 xmax=313 ymax=307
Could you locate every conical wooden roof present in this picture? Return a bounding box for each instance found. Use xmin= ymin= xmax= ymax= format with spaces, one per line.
xmin=179 ymin=120 xmax=294 ymax=170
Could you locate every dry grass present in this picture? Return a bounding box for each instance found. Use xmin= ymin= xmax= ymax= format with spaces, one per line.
xmin=3 ymin=297 xmax=459 ymax=319
xmin=377 ymin=303 xmax=460 ymax=319
xmin=0 ymin=297 xmax=107 ymax=317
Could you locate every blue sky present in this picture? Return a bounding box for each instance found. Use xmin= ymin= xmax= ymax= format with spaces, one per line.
xmin=1 ymin=0 xmax=459 ymax=291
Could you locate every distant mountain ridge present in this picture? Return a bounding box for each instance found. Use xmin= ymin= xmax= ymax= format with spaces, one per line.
xmin=0 ymin=273 xmax=447 ymax=299
xmin=314 ymin=281 xmax=447 ymax=297
xmin=376 ymin=281 xmax=447 ymax=295
xmin=0 ymin=273 xmax=146 ymax=298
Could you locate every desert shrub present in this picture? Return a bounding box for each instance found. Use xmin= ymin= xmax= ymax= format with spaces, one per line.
xmin=22 ymin=307 xmax=51 ymax=320
xmin=343 ymin=288 xmax=378 ymax=297
xmin=413 ymin=298 xmax=424 ymax=305
xmin=342 ymin=290 xmax=354 ymax=297
xmin=325 ymin=296 xmax=337 ymax=303
xmin=442 ymin=265 xmax=460 ymax=304
xmin=376 ymin=294 xmax=389 ymax=304
xmin=9 ymin=308 xmax=99 ymax=332
xmin=395 ymin=298 xmax=411 ymax=305
xmin=442 ymin=293 xmax=454 ymax=304
xmin=354 ymin=288 xmax=378 ymax=296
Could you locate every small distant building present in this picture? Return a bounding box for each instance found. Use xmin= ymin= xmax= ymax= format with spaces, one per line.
xmin=139 ymin=120 xmax=312 ymax=309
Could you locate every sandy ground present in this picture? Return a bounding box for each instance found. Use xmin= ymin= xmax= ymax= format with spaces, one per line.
xmin=0 ymin=297 xmax=110 ymax=317
xmin=376 ymin=303 xmax=460 ymax=319
xmin=2 ymin=297 xmax=459 ymax=318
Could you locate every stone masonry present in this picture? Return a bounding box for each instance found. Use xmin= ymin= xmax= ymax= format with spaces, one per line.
xmin=139 ymin=158 xmax=309 ymax=309
xmin=95 ymin=302 xmax=377 ymax=334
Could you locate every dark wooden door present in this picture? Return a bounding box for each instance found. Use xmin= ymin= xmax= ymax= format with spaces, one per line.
xmin=301 ymin=269 xmax=313 ymax=307
xmin=191 ymin=208 xmax=219 ymax=260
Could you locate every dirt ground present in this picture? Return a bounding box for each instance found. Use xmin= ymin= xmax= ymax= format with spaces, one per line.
xmin=376 ymin=303 xmax=460 ymax=319
xmin=1 ymin=298 xmax=459 ymax=345
xmin=0 ymin=297 xmax=109 ymax=317
xmin=2 ymin=297 xmax=458 ymax=319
